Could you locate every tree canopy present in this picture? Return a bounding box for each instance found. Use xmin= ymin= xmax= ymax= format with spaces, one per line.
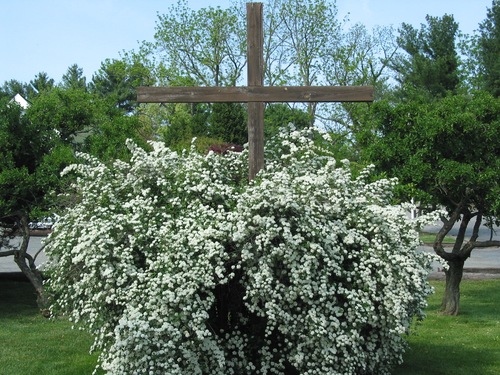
xmin=0 ymin=97 xmax=64 ymax=219
xmin=359 ymin=91 xmax=500 ymax=314
xmin=478 ymin=0 xmax=500 ymax=96
xmin=90 ymin=58 xmax=154 ymax=112
xmin=61 ymin=64 xmax=87 ymax=90
xmin=392 ymin=14 xmax=460 ymax=98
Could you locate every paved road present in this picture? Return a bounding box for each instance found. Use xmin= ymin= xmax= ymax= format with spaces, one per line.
xmin=1 ymin=232 xmax=499 ymax=274
xmin=420 ymin=245 xmax=500 ymax=271
xmin=0 ymin=236 xmax=48 ymax=273
xmin=422 ymin=219 xmax=500 ymax=242
xmin=421 ymin=219 xmax=500 ymax=273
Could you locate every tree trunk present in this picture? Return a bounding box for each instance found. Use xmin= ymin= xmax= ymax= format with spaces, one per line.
xmin=14 ymin=214 xmax=50 ymax=315
xmin=14 ymin=251 xmax=49 ymax=312
xmin=441 ymin=258 xmax=464 ymax=315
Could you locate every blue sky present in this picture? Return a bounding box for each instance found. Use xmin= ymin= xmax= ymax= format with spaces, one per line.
xmin=0 ymin=0 xmax=494 ymax=85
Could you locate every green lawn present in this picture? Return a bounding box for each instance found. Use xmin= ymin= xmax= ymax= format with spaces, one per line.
xmin=0 ymin=278 xmax=99 ymax=375
xmin=419 ymin=231 xmax=457 ymax=244
xmin=394 ymin=279 xmax=500 ymax=375
xmin=1 ymin=277 xmax=498 ymax=374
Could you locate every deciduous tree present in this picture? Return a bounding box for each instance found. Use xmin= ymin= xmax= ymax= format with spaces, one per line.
xmin=153 ymin=0 xmax=246 ymax=87
xmin=322 ymin=23 xmax=398 ymax=132
xmin=83 ymin=113 xmax=153 ymax=162
xmin=0 ymin=96 xmax=73 ymax=310
xmin=144 ymin=0 xmax=383 ymax=135
xmin=359 ymin=92 xmax=500 ymax=315
xmin=26 ymin=87 xmax=96 ymax=144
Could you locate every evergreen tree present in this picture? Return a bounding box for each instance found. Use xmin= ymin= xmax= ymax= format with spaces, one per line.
xmin=61 ymin=64 xmax=87 ymax=90
xmin=1 ymin=79 xmax=29 ymax=100
xmin=393 ymin=14 xmax=460 ymax=98
xmin=478 ymin=0 xmax=500 ymax=97
xmin=90 ymin=58 xmax=154 ymax=112
xmin=29 ymin=72 xmax=55 ymax=97
xmin=209 ymin=103 xmax=247 ymax=145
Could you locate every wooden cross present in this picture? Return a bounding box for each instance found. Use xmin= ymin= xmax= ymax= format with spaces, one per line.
xmin=137 ymin=2 xmax=373 ymax=179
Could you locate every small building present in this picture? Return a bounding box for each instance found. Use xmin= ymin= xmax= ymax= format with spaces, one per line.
xmin=9 ymin=93 xmax=30 ymax=110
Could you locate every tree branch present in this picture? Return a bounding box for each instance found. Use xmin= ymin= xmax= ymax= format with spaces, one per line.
xmin=434 ymin=199 xmax=465 ymax=259
xmin=469 ymin=240 xmax=500 ymax=248
xmin=0 ymin=250 xmax=17 ymax=257
xmin=33 ymin=242 xmax=47 ymax=263
xmin=452 ymin=210 xmax=471 ymax=253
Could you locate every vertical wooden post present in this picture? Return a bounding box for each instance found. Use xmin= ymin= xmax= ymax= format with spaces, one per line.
xmin=137 ymin=2 xmax=374 ymax=180
xmin=247 ymin=3 xmax=265 ymax=180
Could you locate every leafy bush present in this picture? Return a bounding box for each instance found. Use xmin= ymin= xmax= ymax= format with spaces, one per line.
xmin=45 ymin=126 xmax=438 ymax=374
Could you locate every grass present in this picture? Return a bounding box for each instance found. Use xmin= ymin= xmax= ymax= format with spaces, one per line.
xmin=393 ymin=279 xmax=500 ymax=375
xmin=1 ymin=278 xmax=499 ymax=375
xmin=419 ymin=231 xmax=457 ymax=244
xmin=0 ymin=278 xmax=98 ymax=375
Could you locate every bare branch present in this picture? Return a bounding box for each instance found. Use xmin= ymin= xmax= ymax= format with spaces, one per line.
xmin=434 ymin=199 xmax=464 ymax=248
xmin=34 ymin=242 xmax=47 ymax=263
xmin=0 ymin=250 xmax=17 ymax=257
xmin=469 ymin=240 xmax=500 ymax=248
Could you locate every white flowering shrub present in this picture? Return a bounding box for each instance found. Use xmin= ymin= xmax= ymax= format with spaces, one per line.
xmin=45 ymin=126 xmax=437 ymax=375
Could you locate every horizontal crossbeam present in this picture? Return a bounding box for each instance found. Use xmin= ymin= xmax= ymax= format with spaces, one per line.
xmin=137 ymin=86 xmax=374 ymax=103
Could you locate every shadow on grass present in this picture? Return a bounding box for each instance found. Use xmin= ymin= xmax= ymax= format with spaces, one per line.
xmin=0 ymin=275 xmax=39 ymax=317
xmin=0 ymin=276 xmax=99 ymax=375
xmin=394 ymin=341 xmax=498 ymax=375
xmin=2 ymin=277 xmax=498 ymax=375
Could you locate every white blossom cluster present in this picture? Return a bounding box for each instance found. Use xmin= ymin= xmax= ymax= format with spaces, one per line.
xmin=44 ymin=126 xmax=438 ymax=374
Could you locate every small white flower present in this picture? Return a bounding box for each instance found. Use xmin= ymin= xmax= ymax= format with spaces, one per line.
xmin=45 ymin=125 xmax=433 ymax=375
